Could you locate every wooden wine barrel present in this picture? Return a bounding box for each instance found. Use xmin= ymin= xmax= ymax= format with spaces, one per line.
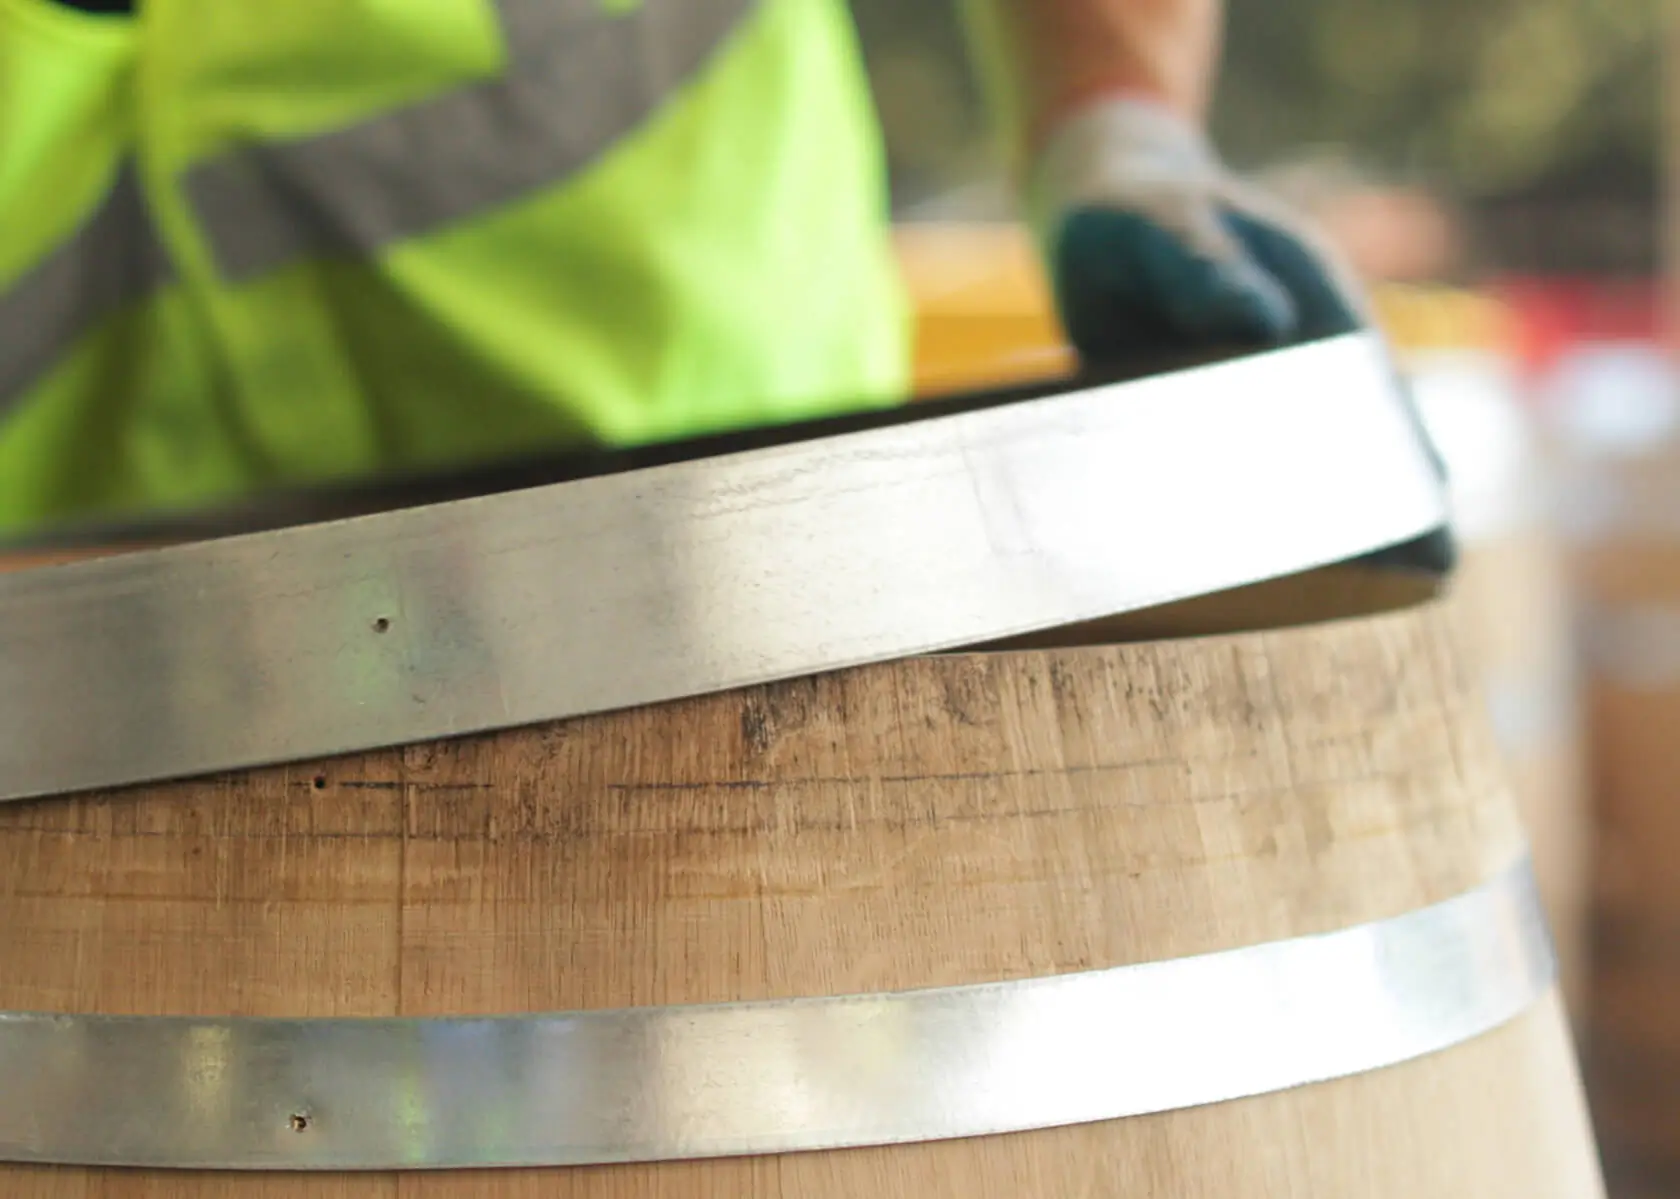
xmin=0 ymin=338 xmax=1598 ymax=1192
xmin=897 ymin=244 xmax=1595 ymax=1018
xmin=0 ymin=601 xmax=1601 ymax=1196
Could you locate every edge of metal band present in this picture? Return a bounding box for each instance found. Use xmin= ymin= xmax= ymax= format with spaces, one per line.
xmin=0 ymin=859 xmax=1553 ymax=1171
xmin=0 ymin=334 xmax=1447 ymax=800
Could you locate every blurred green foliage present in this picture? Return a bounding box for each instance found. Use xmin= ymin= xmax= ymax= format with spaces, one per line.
xmin=1217 ymin=0 xmax=1659 ymax=195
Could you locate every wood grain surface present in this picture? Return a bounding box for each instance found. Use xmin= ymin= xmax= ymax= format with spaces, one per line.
xmin=0 ymin=604 xmax=1601 ymax=1196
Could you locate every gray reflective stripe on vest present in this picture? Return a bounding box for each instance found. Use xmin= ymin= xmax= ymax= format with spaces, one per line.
xmin=184 ymin=0 xmax=755 ymax=283
xmin=0 ymin=165 xmax=173 ymax=414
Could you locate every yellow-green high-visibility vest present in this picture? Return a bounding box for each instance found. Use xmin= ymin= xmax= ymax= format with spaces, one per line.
xmin=0 ymin=0 xmax=909 ymax=534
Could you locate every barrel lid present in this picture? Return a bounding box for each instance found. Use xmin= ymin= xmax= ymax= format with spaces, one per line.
xmin=0 ymin=334 xmax=1447 ymax=801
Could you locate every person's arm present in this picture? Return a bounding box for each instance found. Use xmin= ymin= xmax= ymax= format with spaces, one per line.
xmin=959 ymin=0 xmax=1363 ymax=358
xmin=962 ymin=0 xmax=1220 ymax=163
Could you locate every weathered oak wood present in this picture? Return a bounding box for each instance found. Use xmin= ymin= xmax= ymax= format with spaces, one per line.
xmin=0 ymin=604 xmax=1600 ymax=1195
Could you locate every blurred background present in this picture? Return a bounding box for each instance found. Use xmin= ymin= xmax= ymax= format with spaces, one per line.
xmin=853 ymin=3 xmax=1676 ymax=1194
xmin=857 ymin=0 xmax=1660 ymax=268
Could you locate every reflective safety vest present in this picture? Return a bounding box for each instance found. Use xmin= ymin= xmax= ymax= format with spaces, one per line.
xmin=0 ymin=0 xmax=909 ymax=533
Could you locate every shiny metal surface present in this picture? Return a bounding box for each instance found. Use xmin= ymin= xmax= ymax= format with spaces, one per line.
xmin=0 ymin=335 xmax=1445 ymax=801
xmin=0 ymin=859 xmax=1551 ymax=1171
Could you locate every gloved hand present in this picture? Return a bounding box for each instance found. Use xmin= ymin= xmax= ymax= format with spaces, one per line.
xmin=1031 ymin=97 xmax=1366 ymax=362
